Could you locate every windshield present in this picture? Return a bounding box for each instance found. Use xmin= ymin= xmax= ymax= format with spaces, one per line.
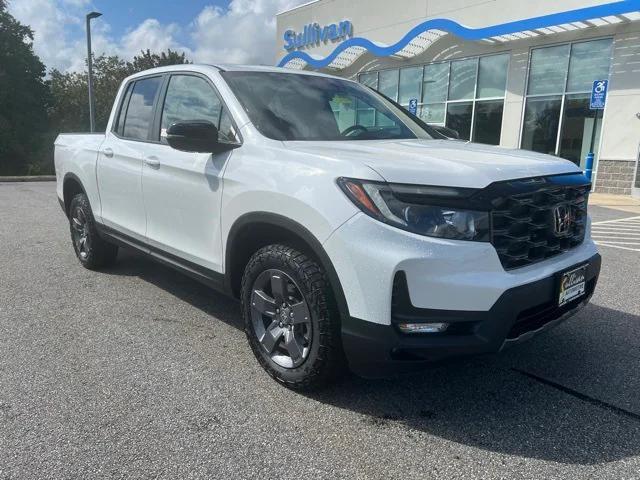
xmin=221 ymin=71 xmax=435 ymax=142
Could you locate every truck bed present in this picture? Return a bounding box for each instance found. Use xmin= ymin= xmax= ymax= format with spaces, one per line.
xmin=54 ymin=133 xmax=106 ymax=216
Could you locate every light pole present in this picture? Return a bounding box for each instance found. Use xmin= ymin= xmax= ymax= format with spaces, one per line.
xmin=86 ymin=11 xmax=102 ymax=133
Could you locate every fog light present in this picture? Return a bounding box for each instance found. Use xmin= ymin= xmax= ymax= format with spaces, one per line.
xmin=397 ymin=322 xmax=449 ymax=334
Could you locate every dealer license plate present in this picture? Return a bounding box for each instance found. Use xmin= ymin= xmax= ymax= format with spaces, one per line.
xmin=558 ymin=264 xmax=587 ymax=307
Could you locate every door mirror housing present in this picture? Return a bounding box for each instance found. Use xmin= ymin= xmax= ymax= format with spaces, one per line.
xmin=165 ymin=121 xmax=239 ymax=154
xmin=430 ymin=125 xmax=460 ymax=140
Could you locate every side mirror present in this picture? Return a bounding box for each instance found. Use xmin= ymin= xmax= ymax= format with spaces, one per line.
xmin=431 ymin=125 xmax=460 ymax=140
xmin=166 ymin=121 xmax=239 ymax=154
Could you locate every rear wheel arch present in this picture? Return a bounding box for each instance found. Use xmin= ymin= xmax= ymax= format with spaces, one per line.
xmin=225 ymin=213 xmax=350 ymax=322
xmin=62 ymin=173 xmax=88 ymax=217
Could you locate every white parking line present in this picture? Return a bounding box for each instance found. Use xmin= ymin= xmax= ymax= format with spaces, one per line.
xmin=592 ymin=216 xmax=640 ymax=252
xmin=592 ymin=215 xmax=640 ymax=225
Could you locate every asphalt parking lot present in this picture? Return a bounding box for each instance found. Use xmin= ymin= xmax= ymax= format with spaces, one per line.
xmin=1 ymin=182 xmax=640 ymax=479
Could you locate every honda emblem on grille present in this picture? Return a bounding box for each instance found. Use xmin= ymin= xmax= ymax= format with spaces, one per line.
xmin=553 ymin=205 xmax=572 ymax=236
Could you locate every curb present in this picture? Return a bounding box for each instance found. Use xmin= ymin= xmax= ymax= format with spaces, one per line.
xmin=0 ymin=176 xmax=56 ymax=182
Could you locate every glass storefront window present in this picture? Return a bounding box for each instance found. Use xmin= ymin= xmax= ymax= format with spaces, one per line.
xmin=446 ymin=102 xmax=473 ymax=140
xmin=422 ymin=63 xmax=449 ymax=104
xmin=448 ymin=58 xmax=477 ymax=101
xmin=419 ymin=103 xmax=445 ymax=124
xmin=522 ymin=38 xmax=612 ymax=163
xmin=473 ymin=100 xmax=504 ymax=145
xmin=330 ymin=96 xmax=357 ymax=132
xmin=356 ymin=109 xmax=376 ymax=127
xmin=378 ymin=69 xmax=399 ymax=102
xmin=359 ymin=72 xmax=378 ymax=89
xmin=527 ymin=44 xmax=570 ymax=95
xmin=398 ymin=67 xmax=422 ymax=105
xmin=521 ymin=96 xmax=562 ymax=155
xmin=359 ymin=53 xmax=508 ymax=142
xmin=566 ymin=39 xmax=613 ymax=92
xmin=477 ymin=54 xmax=509 ymax=98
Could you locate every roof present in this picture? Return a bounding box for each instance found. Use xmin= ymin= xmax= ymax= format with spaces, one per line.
xmin=212 ymin=64 xmax=338 ymax=78
xmin=276 ymin=0 xmax=319 ymax=17
xmin=123 ymin=63 xmax=344 ymax=82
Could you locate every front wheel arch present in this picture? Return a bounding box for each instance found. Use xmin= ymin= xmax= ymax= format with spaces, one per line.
xmin=225 ymin=212 xmax=350 ymax=323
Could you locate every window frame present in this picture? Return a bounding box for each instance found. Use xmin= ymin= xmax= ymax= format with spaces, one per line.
xmin=157 ymin=74 xmax=223 ymax=141
xmin=111 ymin=73 xmax=165 ymax=144
xmin=357 ymin=51 xmax=510 ymax=143
xmin=519 ymin=36 xmax=614 ymax=156
xmin=110 ymin=71 xmax=243 ymax=147
xmin=153 ymin=71 xmax=243 ymax=146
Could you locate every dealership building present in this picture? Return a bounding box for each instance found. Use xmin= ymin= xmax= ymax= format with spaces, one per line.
xmin=276 ymin=0 xmax=640 ymax=196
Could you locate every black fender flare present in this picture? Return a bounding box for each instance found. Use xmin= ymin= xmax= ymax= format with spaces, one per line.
xmin=62 ymin=172 xmax=89 ymax=216
xmin=225 ymin=212 xmax=350 ymax=322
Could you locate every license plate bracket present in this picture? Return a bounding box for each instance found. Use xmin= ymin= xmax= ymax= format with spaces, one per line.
xmin=557 ymin=264 xmax=588 ymax=307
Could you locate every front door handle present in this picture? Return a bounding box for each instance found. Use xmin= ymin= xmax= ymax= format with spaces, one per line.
xmin=143 ymin=156 xmax=160 ymax=168
xmin=103 ymin=147 xmax=114 ymax=158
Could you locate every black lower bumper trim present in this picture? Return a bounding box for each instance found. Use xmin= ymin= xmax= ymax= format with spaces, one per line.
xmin=342 ymin=253 xmax=601 ymax=378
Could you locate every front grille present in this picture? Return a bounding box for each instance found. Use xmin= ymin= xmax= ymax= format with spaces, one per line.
xmin=491 ymin=183 xmax=589 ymax=270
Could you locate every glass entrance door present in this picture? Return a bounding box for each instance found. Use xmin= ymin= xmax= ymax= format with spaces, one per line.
xmin=558 ymin=94 xmax=603 ymax=168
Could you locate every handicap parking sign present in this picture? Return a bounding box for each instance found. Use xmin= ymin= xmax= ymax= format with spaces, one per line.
xmin=408 ymin=98 xmax=418 ymax=115
xmin=590 ymin=80 xmax=608 ymax=110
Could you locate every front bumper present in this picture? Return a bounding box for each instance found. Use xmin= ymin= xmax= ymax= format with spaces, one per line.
xmin=342 ymin=253 xmax=600 ymax=377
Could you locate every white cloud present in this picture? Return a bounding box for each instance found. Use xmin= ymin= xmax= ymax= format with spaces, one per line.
xmin=121 ymin=19 xmax=191 ymax=59
xmin=191 ymin=0 xmax=308 ymax=65
xmin=60 ymin=0 xmax=91 ymax=7
xmin=8 ymin=0 xmax=79 ymax=71
xmin=7 ymin=0 xmax=309 ymax=72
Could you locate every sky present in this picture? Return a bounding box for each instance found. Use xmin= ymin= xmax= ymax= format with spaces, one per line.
xmin=7 ymin=0 xmax=309 ymax=72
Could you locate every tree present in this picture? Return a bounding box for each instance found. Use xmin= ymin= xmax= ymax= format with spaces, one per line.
xmin=48 ymin=49 xmax=190 ymax=136
xmin=0 ymin=0 xmax=50 ymax=175
xmin=126 ymin=49 xmax=191 ymax=72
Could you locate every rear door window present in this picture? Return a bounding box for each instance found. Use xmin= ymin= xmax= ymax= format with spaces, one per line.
xmin=113 ymin=82 xmax=133 ymax=136
xmin=121 ymin=76 xmax=162 ymax=141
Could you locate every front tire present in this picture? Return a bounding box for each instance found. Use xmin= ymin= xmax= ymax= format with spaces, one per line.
xmin=68 ymin=193 xmax=118 ymax=270
xmin=241 ymin=244 xmax=345 ymax=390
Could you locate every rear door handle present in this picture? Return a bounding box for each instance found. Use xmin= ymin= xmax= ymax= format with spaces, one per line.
xmin=103 ymin=147 xmax=114 ymax=158
xmin=143 ymin=156 xmax=160 ymax=168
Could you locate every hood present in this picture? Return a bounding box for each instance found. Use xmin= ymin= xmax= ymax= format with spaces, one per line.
xmin=283 ymin=139 xmax=581 ymax=188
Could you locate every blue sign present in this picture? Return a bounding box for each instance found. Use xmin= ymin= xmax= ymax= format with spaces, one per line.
xmin=590 ymin=80 xmax=608 ymax=110
xmin=408 ymin=98 xmax=418 ymax=116
xmin=284 ymin=20 xmax=353 ymax=51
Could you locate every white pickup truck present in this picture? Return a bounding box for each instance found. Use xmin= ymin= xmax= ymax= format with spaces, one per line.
xmin=55 ymin=64 xmax=600 ymax=389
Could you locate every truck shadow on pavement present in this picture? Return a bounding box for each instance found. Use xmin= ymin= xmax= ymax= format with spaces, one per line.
xmin=308 ymin=302 xmax=640 ymax=466
xmin=107 ymin=249 xmax=640 ymax=466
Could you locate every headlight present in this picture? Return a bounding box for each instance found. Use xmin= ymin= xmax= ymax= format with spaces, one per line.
xmin=337 ymin=177 xmax=490 ymax=241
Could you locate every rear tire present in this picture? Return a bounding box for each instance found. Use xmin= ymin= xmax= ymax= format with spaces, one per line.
xmin=241 ymin=244 xmax=345 ymax=390
xmin=68 ymin=193 xmax=118 ymax=270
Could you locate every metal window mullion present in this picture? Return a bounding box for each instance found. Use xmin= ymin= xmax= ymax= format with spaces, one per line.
xmin=525 ymin=92 xmax=566 ymax=98
xmin=418 ymin=66 xmax=425 ymax=114
xmin=394 ymin=68 xmax=400 ymax=102
xmin=555 ymin=95 xmax=567 ymax=157
xmin=470 ymin=58 xmax=480 ymax=141
xmin=554 ymin=43 xmax=573 ymax=156
xmin=443 ymin=61 xmax=452 ymax=127
xmin=374 ymin=71 xmax=379 ymax=125
xmin=563 ymin=42 xmax=572 ymax=96
xmin=519 ymin=47 xmax=535 ymax=149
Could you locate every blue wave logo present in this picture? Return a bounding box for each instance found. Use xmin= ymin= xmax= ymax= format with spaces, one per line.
xmin=277 ymin=0 xmax=640 ymax=69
